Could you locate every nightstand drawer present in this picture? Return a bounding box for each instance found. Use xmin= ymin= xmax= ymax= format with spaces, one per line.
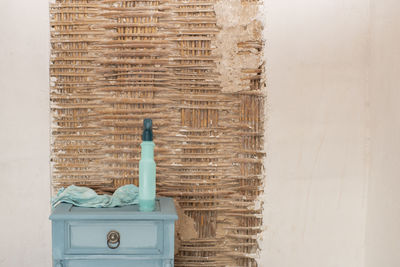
xmin=65 ymin=220 xmax=163 ymax=255
xmin=63 ymin=259 xmax=163 ymax=267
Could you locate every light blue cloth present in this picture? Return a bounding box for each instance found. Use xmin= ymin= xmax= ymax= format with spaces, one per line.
xmin=52 ymin=184 xmax=139 ymax=208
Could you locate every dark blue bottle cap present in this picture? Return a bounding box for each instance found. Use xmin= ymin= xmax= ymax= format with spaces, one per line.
xmin=142 ymin=118 xmax=153 ymax=141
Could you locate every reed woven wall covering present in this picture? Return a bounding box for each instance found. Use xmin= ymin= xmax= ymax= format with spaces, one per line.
xmin=50 ymin=0 xmax=265 ymax=266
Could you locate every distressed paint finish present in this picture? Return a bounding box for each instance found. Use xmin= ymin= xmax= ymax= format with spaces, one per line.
xmin=50 ymin=198 xmax=177 ymax=267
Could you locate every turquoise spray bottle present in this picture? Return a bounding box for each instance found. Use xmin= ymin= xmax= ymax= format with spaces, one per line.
xmin=139 ymin=118 xmax=156 ymax=211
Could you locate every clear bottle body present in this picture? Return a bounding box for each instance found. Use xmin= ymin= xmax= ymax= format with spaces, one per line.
xmin=139 ymin=141 xmax=156 ymax=211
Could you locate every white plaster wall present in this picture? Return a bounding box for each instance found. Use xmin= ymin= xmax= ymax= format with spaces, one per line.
xmin=0 ymin=0 xmax=51 ymax=266
xmin=261 ymin=1 xmax=370 ymax=266
xmin=365 ymin=0 xmax=400 ymax=266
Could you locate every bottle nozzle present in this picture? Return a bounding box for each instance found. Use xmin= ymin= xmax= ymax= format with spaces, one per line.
xmin=142 ymin=118 xmax=153 ymax=141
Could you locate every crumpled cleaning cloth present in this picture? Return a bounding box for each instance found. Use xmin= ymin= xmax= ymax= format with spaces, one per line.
xmin=51 ymin=184 xmax=139 ymax=208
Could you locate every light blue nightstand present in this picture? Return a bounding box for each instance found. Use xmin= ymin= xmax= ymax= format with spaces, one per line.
xmin=50 ymin=197 xmax=178 ymax=267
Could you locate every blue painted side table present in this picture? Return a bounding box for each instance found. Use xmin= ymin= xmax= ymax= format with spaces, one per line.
xmin=50 ymin=197 xmax=178 ymax=267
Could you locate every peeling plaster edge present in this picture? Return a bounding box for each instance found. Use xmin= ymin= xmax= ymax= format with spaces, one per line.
xmin=257 ymin=1 xmax=268 ymax=265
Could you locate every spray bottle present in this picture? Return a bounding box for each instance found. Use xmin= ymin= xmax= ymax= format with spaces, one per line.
xmin=139 ymin=118 xmax=156 ymax=211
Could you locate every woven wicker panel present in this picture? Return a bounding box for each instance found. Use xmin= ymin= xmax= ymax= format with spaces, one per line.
xmin=50 ymin=0 xmax=264 ymax=266
xmin=50 ymin=0 xmax=107 ymax=192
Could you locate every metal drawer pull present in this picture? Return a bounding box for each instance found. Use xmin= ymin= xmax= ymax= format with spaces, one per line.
xmin=107 ymin=230 xmax=120 ymax=249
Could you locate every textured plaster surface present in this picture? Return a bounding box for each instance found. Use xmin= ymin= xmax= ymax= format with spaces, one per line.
xmin=0 ymin=0 xmax=51 ymax=266
xmin=174 ymin=200 xmax=197 ymax=254
xmin=214 ymin=0 xmax=264 ymax=93
xmin=260 ymin=1 xmax=370 ymax=266
xmin=365 ymin=1 xmax=400 ymax=266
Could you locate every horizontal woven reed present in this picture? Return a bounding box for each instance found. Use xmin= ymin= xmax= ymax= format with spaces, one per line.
xmin=50 ymin=0 xmax=264 ymax=266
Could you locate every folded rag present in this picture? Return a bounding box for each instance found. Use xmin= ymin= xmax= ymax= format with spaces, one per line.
xmin=51 ymin=184 xmax=139 ymax=208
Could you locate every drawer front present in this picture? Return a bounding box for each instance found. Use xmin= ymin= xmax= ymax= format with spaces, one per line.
xmin=65 ymin=221 xmax=163 ymax=255
xmin=63 ymin=259 xmax=162 ymax=267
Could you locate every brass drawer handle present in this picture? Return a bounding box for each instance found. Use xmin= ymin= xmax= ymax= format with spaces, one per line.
xmin=107 ymin=230 xmax=120 ymax=249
